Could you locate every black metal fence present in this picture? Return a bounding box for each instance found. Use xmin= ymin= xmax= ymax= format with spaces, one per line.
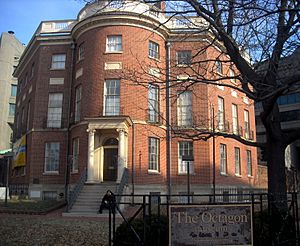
xmin=107 ymin=192 xmax=300 ymax=246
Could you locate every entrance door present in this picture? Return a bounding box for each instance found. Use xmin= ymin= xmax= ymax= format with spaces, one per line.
xmin=103 ymin=148 xmax=118 ymax=181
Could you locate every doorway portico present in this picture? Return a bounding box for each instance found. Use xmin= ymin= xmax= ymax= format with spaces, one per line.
xmin=85 ymin=117 xmax=132 ymax=183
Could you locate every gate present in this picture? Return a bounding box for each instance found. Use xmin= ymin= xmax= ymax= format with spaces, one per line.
xmin=108 ymin=192 xmax=300 ymax=246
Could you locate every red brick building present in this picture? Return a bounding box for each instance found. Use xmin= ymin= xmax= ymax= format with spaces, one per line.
xmin=12 ymin=1 xmax=258 ymax=202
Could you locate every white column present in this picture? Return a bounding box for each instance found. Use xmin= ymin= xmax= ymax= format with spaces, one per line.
xmin=117 ymin=128 xmax=126 ymax=182
xmin=87 ymin=128 xmax=96 ymax=182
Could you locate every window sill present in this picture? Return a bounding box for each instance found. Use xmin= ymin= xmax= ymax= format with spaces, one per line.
xmin=148 ymin=170 xmax=160 ymax=174
xmin=43 ymin=172 xmax=59 ymax=175
xmin=247 ymin=175 xmax=253 ymax=178
xmin=178 ymin=172 xmax=195 ymax=175
xmin=50 ymin=68 xmax=65 ymax=71
xmin=220 ymin=172 xmax=228 ymax=176
xmin=176 ymin=64 xmax=190 ymax=67
xmin=235 ymin=174 xmax=242 ymax=178
xmin=148 ymin=56 xmax=160 ymax=62
xmin=105 ymin=51 xmax=123 ymax=54
xmin=71 ymin=171 xmax=79 ymax=174
xmin=176 ymin=125 xmax=193 ymax=129
xmin=147 ymin=121 xmax=161 ymax=125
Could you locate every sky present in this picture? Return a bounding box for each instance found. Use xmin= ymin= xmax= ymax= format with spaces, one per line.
xmin=0 ymin=0 xmax=85 ymax=45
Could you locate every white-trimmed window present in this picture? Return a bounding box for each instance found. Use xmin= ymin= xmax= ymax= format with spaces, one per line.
xmin=244 ymin=110 xmax=250 ymax=139
xmin=218 ymin=97 xmax=225 ymax=131
xmin=104 ymin=79 xmax=120 ymax=116
xmin=220 ymin=144 xmax=227 ymax=175
xmin=177 ymin=50 xmax=192 ymax=66
xmin=44 ymin=142 xmax=60 ymax=173
xmin=149 ymin=41 xmax=159 ymax=59
xmin=178 ymin=141 xmax=194 ymax=174
xmin=215 ymin=60 xmax=222 ymax=74
xmin=247 ymin=150 xmax=252 ymax=176
xmin=9 ymin=103 xmax=16 ymax=116
xmin=232 ymin=104 xmax=238 ymax=134
xmin=72 ymin=138 xmax=79 ymax=173
xmin=148 ymin=137 xmax=159 ymax=171
xmin=229 ymin=68 xmax=236 ymax=83
xmin=107 ymin=35 xmax=122 ymax=52
xmin=177 ymin=91 xmax=192 ymax=126
xmin=47 ymin=93 xmax=63 ymax=128
xmin=78 ymin=43 xmax=85 ymax=61
xmin=75 ymin=85 xmax=82 ymax=123
xmin=148 ymin=84 xmax=159 ymax=123
xmin=11 ymin=85 xmax=17 ymax=97
xmin=51 ymin=54 xmax=66 ymax=69
xmin=234 ymin=147 xmax=241 ymax=176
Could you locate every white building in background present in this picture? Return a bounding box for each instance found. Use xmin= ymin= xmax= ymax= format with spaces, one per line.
xmin=0 ymin=32 xmax=25 ymax=153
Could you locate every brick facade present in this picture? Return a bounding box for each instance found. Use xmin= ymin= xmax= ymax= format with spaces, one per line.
xmin=11 ymin=1 xmax=259 ymax=200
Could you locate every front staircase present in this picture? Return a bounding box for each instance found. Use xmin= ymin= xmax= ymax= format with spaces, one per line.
xmin=63 ymin=183 xmax=116 ymax=217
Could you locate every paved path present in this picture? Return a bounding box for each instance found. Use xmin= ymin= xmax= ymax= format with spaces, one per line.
xmin=0 ymin=208 xmax=114 ymax=246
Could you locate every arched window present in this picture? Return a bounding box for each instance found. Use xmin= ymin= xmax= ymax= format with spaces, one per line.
xmin=103 ymin=138 xmax=118 ymax=146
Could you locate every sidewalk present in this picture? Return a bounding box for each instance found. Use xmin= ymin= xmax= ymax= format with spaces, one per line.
xmin=0 ymin=207 xmax=112 ymax=246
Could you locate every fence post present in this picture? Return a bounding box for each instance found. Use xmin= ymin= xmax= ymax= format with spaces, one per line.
xmin=109 ymin=205 xmax=112 ymax=246
xmin=143 ymin=195 xmax=146 ymax=244
xmin=251 ymin=193 xmax=255 ymax=243
xmin=294 ymin=192 xmax=299 ymax=245
xmin=148 ymin=194 xmax=152 ymax=242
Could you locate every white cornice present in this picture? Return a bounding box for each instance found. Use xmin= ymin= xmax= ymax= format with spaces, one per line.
xmin=72 ymin=13 xmax=169 ymax=41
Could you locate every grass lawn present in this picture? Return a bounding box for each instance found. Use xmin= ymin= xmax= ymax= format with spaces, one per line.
xmin=0 ymin=199 xmax=65 ymax=213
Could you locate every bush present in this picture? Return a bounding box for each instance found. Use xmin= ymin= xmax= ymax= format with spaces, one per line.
xmin=253 ymin=209 xmax=296 ymax=246
xmin=114 ymin=214 xmax=168 ymax=246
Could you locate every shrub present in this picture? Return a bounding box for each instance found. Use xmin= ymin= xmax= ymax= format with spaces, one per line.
xmin=114 ymin=214 xmax=168 ymax=246
xmin=253 ymin=209 xmax=296 ymax=246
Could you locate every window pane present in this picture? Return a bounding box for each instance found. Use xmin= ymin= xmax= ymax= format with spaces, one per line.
xmin=47 ymin=93 xmax=63 ymax=128
xmin=72 ymin=138 xmax=79 ymax=172
xmin=244 ymin=110 xmax=250 ymax=139
xmin=78 ymin=44 xmax=85 ymax=60
xmin=148 ymin=84 xmax=159 ymax=123
xmin=232 ymin=104 xmax=238 ymax=134
xmin=149 ymin=41 xmax=159 ymax=59
xmin=235 ymin=147 xmax=241 ymax=175
xmin=148 ymin=138 xmax=159 ymax=171
xmin=51 ymin=54 xmax=66 ymax=69
xmin=75 ymin=86 xmax=82 ymax=122
xmin=216 ymin=60 xmax=222 ymax=74
xmin=247 ymin=150 xmax=252 ymax=176
xmin=177 ymin=51 xmax=192 ymax=65
xmin=9 ymin=103 xmax=16 ymax=116
xmin=220 ymin=144 xmax=227 ymax=174
xmin=178 ymin=142 xmax=193 ymax=174
xmin=218 ymin=97 xmax=225 ymax=131
xmin=177 ymin=91 xmax=192 ymax=126
xmin=45 ymin=142 xmax=60 ymax=172
xmin=107 ymin=35 xmax=122 ymax=52
xmin=11 ymin=85 xmax=17 ymax=97
xmin=104 ymin=80 xmax=120 ymax=116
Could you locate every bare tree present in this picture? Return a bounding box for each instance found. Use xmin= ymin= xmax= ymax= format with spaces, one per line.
xmin=77 ymin=0 xmax=300 ymax=211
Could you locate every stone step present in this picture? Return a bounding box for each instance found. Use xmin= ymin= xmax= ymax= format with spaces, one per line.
xmin=69 ymin=183 xmax=119 ymax=215
xmin=62 ymin=211 xmax=122 ymax=218
xmin=75 ymin=200 xmax=101 ymax=204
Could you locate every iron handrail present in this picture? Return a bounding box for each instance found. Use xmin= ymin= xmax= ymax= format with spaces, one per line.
xmin=67 ymin=167 xmax=87 ymax=211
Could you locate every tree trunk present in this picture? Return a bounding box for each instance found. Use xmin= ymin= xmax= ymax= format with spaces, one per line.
xmin=266 ymin=135 xmax=288 ymax=212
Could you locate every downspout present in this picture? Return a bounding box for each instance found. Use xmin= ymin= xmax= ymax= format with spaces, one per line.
xmin=166 ymin=42 xmax=172 ymax=198
xmin=64 ymin=41 xmax=76 ymax=209
xmin=131 ymin=121 xmax=135 ymax=203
